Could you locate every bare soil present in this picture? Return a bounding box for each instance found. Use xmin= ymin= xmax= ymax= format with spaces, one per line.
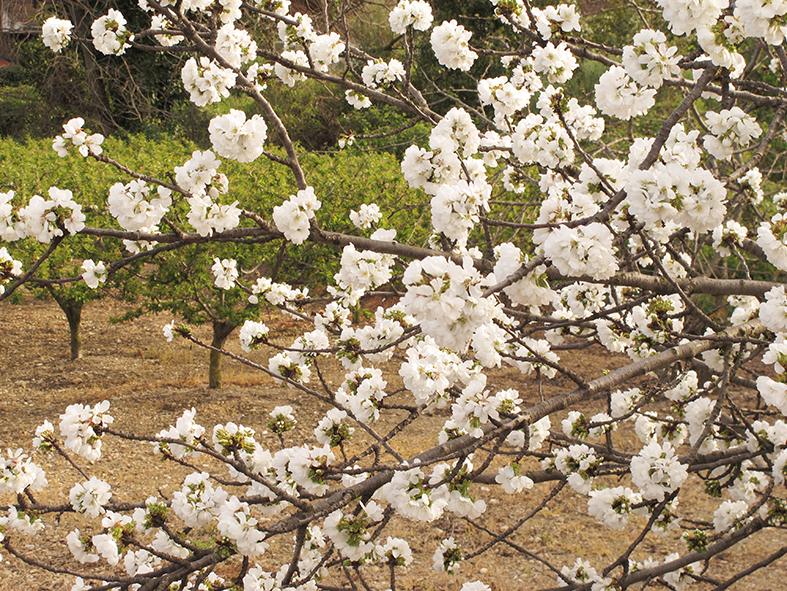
xmin=0 ymin=295 xmax=785 ymax=590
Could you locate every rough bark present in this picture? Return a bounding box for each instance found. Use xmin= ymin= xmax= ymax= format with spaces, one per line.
xmin=64 ymin=303 xmax=83 ymax=360
xmin=48 ymin=288 xmax=84 ymax=360
xmin=208 ymin=321 xmax=236 ymax=389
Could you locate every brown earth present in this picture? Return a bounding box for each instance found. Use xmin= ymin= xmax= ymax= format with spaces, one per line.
xmin=0 ymin=294 xmax=785 ymax=590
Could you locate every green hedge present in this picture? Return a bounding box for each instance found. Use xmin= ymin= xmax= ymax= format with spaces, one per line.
xmin=0 ymin=133 xmax=429 ymax=289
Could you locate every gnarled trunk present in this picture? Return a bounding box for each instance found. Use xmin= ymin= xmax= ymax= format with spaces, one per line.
xmin=209 ymin=321 xmax=236 ymax=389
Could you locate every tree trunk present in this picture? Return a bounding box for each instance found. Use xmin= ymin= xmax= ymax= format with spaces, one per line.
xmin=48 ymin=288 xmax=84 ymax=360
xmin=209 ymin=321 xmax=236 ymax=389
xmin=65 ymin=304 xmax=83 ymax=360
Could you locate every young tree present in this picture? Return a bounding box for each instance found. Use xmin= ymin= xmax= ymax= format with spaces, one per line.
xmin=39 ymin=251 xmax=110 ymax=360
xmin=111 ymin=148 xmax=418 ymax=387
xmin=3 ymin=1 xmax=787 ymax=590
xmin=119 ymin=240 xmax=269 ymax=388
xmin=0 ymin=136 xmax=135 ymax=359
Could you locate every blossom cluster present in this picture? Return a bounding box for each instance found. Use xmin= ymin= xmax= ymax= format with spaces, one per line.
xmin=209 ymin=110 xmax=267 ymax=163
xmin=389 ymin=0 xmax=433 ymax=34
xmin=59 ymin=401 xmax=114 ymax=462
xmin=41 ymin=17 xmax=73 ymax=52
xmin=431 ymin=20 xmax=477 ymax=71
xmin=0 ymin=186 xmax=86 ymax=244
xmin=92 ymin=9 xmax=134 ymax=56
xmin=181 ymin=57 xmax=237 ymax=107
xmin=272 ymin=187 xmax=321 ymax=245
xmin=401 ymin=256 xmax=496 ymax=350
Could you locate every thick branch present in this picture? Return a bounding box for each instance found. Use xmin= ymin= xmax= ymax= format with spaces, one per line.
xmin=546 ymin=268 xmax=778 ymax=297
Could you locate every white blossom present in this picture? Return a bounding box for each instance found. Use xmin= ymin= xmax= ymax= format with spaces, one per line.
xmin=588 ymin=486 xmax=643 ymax=530
xmin=0 ymin=449 xmax=47 ymax=495
xmin=630 ymin=440 xmax=688 ymax=501
xmin=323 ymin=502 xmax=382 ymax=561
xmin=595 ymin=66 xmax=656 ymax=120
xmin=381 ymin=469 xmax=449 ymax=522
xmin=758 ymin=214 xmax=787 ymax=272
xmin=17 ymin=188 xmax=86 ymax=243
xmin=349 ymin=204 xmax=382 ymax=229
xmin=335 ymin=244 xmax=396 ymax=293
xmin=67 ymin=530 xmax=100 ymax=564
xmin=274 ymin=50 xmax=309 ymax=87
xmin=734 ymin=0 xmax=787 ymax=44
xmin=150 ymin=14 xmax=183 ymax=46
xmin=541 ymin=223 xmax=618 ymax=280
xmin=760 ymin=286 xmax=787 ymax=333
xmin=42 ymin=17 xmax=73 ymax=52
xmin=182 ymin=57 xmax=237 ymax=106
xmin=155 ymin=408 xmax=205 ymax=459
xmin=431 ymin=20 xmax=477 ymax=71
xmin=495 ymin=463 xmax=534 ymax=494
xmin=92 ymin=533 xmax=120 ymax=566
xmin=0 ymin=246 xmax=23 ymax=294
xmin=215 ymin=24 xmax=257 ymax=68
xmin=70 ymin=478 xmax=112 ymax=518
xmin=239 ymin=320 xmax=269 ymax=352
xmin=172 ymin=471 xmax=228 ymax=528
xmin=59 ymin=401 xmax=113 ymax=462
xmin=559 ymin=558 xmax=602 ymax=587
xmin=512 ymin=113 xmax=574 ymax=168
xmin=310 ymin=33 xmax=345 ymax=71
xmin=433 ymin=536 xmax=462 ymax=573
xmin=346 ymin=89 xmax=372 ymax=109
xmin=209 ymin=110 xmax=267 ymax=163
xmin=217 ymin=496 xmax=269 ymax=556
xmin=655 ymin=0 xmax=727 ymax=36
xmin=211 ymin=257 xmax=239 ymax=290
xmin=704 ymin=107 xmax=762 ymax=160
xmin=662 ymin=552 xmax=702 ymax=591
xmin=622 ymin=29 xmax=680 ymax=88
xmin=548 ymin=444 xmax=600 ymax=494
xmin=713 ymin=499 xmax=750 ymax=532
xmin=401 ymin=256 xmax=496 ymax=351
xmin=108 ymin=180 xmax=172 ymax=232
xmin=757 ymin=376 xmax=787 ymax=415
xmin=389 ymin=0 xmax=433 ymax=34
xmin=92 ymin=9 xmax=133 ymax=55
xmin=81 ymin=260 xmax=108 ymax=289
xmin=532 ymin=42 xmax=578 ymax=84
xmin=272 ymin=187 xmax=321 ymax=245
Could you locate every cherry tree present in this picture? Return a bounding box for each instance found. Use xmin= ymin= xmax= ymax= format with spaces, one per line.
xmin=2 ymin=0 xmax=787 ymax=590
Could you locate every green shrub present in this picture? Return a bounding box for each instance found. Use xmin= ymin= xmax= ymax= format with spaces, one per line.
xmin=0 ymin=85 xmax=61 ymax=139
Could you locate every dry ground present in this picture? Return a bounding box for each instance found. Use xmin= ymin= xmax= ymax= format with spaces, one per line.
xmin=0 ymin=294 xmax=785 ymax=590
